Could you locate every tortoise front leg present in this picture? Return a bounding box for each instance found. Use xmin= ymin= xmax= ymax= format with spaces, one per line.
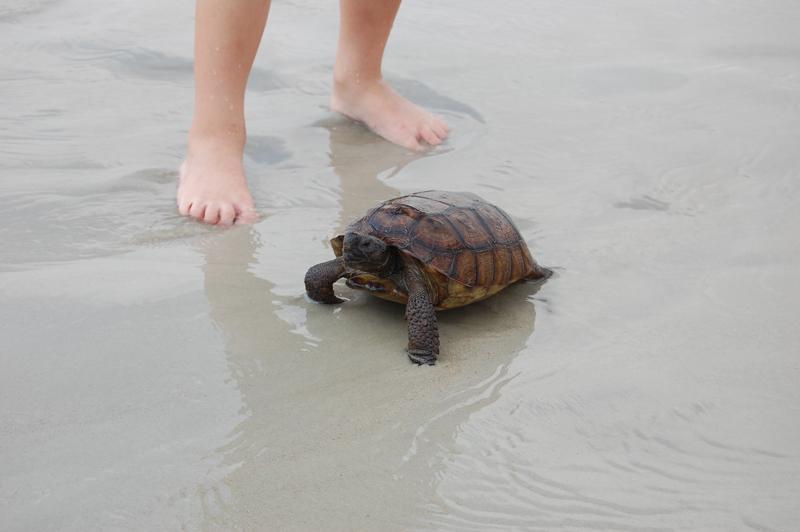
xmin=403 ymin=264 xmax=439 ymax=365
xmin=305 ymin=257 xmax=346 ymax=304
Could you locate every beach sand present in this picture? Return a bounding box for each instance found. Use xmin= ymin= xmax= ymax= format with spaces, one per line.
xmin=2 ymin=0 xmax=799 ymax=530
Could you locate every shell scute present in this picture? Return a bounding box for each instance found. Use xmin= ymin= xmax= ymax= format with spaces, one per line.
xmin=474 ymin=249 xmax=497 ymax=286
xmin=394 ymin=194 xmax=451 ymax=214
xmin=411 ymin=215 xmax=463 ymax=251
xmin=444 ymin=208 xmax=495 ymax=251
xmin=509 ymin=243 xmax=531 ymax=280
xmin=428 ymin=252 xmax=456 ymax=277
xmin=492 ymin=245 xmax=514 ymax=286
xmin=472 ymin=202 xmax=520 ymax=245
xmin=450 ymin=249 xmax=478 ymax=287
xmin=365 ymin=204 xmax=417 ymax=239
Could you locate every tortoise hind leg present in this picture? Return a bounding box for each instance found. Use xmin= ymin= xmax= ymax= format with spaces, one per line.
xmin=403 ymin=264 xmax=439 ymax=365
xmin=526 ymin=262 xmax=553 ymax=281
xmin=305 ymin=257 xmax=346 ymax=304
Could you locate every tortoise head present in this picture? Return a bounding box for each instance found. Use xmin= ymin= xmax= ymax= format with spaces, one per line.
xmin=342 ymin=232 xmax=394 ymax=274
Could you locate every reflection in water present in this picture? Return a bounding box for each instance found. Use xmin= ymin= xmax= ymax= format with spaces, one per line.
xmin=198 ymin=225 xmax=305 ymax=526
xmin=197 ymin=122 xmax=547 ymax=529
xmin=317 ymin=115 xmax=407 ymax=228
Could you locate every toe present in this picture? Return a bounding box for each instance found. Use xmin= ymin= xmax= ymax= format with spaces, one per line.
xmin=203 ymin=203 xmax=221 ymax=225
xmin=433 ymin=116 xmax=449 ymax=137
xmin=419 ymin=124 xmax=441 ymax=146
xmin=189 ymin=201 xmax=206 ymax=221
xmin=432 ymin=121 xmax=448 ymax=140
xmin=234 ymin=206 xmax=260 ymax=225
xmin=219 ymin=204 xmax=236 ymax=226
xmin=401 ymin=132 xmax=423 ymax=151
xmin=178 ymin=200 xmax=192 ymax=216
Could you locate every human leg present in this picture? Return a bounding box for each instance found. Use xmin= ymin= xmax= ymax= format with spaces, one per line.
xmin=331 ymin=0 xmax=449 ymax=151
xmin=178 ymin=0 xmax=271 ymax=225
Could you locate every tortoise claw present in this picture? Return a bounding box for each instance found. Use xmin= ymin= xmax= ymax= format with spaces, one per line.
xmin=318 ymin=295 xmax=345 ymax=305
xmin=407 ymin=350 xmax=437 ymax=366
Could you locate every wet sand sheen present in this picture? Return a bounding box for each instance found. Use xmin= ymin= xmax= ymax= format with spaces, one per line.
xmin=2 ymin=0 xmax=800 ymax=531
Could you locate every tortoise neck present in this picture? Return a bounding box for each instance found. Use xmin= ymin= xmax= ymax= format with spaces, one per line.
xmin=376 ymin=250 xmax=399 ymax=277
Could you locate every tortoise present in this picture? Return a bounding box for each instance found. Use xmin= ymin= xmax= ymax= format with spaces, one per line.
xmin=304 ymin=190 xmax=552 ymax=365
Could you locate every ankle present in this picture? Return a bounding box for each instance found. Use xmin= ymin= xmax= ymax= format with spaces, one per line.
xmin=188 ymin=124 xmax=246 ymax=157
xmin=333 ymin=68 xmax=384 ymax=95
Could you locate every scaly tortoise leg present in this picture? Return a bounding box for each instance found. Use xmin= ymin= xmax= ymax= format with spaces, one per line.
xmin=525 ymin=263 xmax=553 ymax=281
xmin=403 ymin=263 xmax=439 ymax=365
xmin=304 ymin=257 xmax=346 ymax=304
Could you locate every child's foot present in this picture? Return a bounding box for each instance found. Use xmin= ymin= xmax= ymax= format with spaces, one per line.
xmin=177 ymin=136 xmax=258 ymax=226
xmin=331 ymin=78 xmax=449 ymax=151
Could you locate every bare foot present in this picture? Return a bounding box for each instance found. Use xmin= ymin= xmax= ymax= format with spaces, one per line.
xmin=331 ymin=78 xmax=449 ymax=151
xmin=177 ymin=135 xmax=258 ymax=226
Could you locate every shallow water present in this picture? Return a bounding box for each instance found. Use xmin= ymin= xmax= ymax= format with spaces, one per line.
xmin=2 ymin=0 xmax=800 ymax=530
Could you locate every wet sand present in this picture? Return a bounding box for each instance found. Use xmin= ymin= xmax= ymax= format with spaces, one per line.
xmin=2 ymin=0 xmax=800 ymax=530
